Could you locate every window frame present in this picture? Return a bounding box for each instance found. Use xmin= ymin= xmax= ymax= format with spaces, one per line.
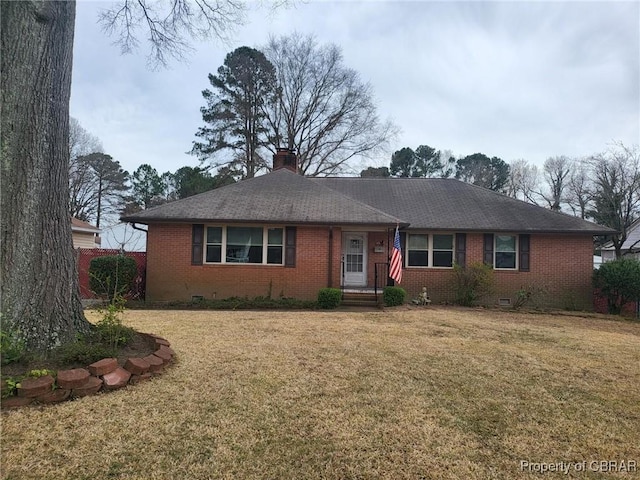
xmin=405 ymin=232 xmax=455 ymax=269
xmin=494 ymin=233 xmax=518 ymax=270
xmin=203 ymin=225 xmax=285 ymax=266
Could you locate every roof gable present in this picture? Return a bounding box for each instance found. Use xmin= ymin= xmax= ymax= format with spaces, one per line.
xmin=71 ymin=217 xmax=100 ymax=233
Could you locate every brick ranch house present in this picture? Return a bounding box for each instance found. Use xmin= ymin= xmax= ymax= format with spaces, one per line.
xmin=122 ymin=149 xmax=613 ymax=309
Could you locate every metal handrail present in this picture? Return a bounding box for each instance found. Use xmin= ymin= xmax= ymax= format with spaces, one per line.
xmin=374 ymin=262 xmax=389 ymax=302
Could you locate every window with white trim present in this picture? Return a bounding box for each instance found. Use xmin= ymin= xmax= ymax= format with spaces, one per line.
xmin=205 ymin=226 xmax=284 ymax=265
xmin=495 ymin=234 xmax=517 ymax=269
xmin=407 ymin=233 xmax=454 ymax=268
xmin=407 ymin=234 xmax=429 ymax=267
xmin=205 ymin=227 xmax=222 ymax=263
xmin=267 ymin=228 xmax=283 ymax=264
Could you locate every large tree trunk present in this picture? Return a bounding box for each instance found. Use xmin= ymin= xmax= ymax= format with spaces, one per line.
xmin=1 ymin=1 xmax=91 ymax=352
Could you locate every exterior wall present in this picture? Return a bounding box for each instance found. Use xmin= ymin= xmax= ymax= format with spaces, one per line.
xmin=147 ymin=223 xmax=597 ymax=310
xmin=602 ymin=249 xmax=640 ymax=262
xmin=401 ymin=233 xmax=596 ymax=310
xmin=366 ymin=231 xmax=392 ymax=288
xmin=72 ymin=231 xmax=99 ymax=249
xmin=146 ymin=223 xmax=337 ymax=302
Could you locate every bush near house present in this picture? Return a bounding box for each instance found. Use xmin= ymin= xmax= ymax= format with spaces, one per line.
xmin=383 ymin=286 xmax=406 ymax=306
xmin=593 ymin=257 xmax=640 ymax=315
xmin=89 ymin=255 xmax=138 ymax=301
xmin=452 ymin=262 xmax=495 ymax=307
xmin=317 ymin=288 xmax=342 ymax=309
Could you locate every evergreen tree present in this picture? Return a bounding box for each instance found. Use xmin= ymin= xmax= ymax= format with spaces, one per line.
xmin=455 ymin=153 xmax=510 ymax=192
xmin=131 ymin=164 xmax=164 ymax=209
xmin=192 ymin=46 xmax=277 ymax=178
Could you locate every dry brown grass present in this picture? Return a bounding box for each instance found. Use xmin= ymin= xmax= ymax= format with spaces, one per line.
xmin=1 ymin=307 xmax=639 ymax=479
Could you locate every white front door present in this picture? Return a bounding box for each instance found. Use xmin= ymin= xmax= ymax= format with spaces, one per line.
xmin=343 ymin=232 xmax=367 ymax=287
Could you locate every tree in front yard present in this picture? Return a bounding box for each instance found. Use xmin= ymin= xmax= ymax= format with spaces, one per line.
xmin=593 ymin=258 xmax=640 ymax=315
xmin=1 ymin=0 xmax=265 ymax=353
xmin=1 ymin=1 xmax=91 ymax=351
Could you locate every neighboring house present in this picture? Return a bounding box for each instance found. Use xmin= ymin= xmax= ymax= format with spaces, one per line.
xmin=600 ymin=218 xmax=640 ymax=262
xmin=122 ymin=149 xmax=613 ymax=310
xmin=71 ymin=217 xmax=101 ymax=249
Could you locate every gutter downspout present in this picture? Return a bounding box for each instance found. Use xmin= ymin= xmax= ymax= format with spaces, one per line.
xmin=130 ymin=223 xmax=148 ymax=234
xmin=328 ymin=226 xmax=333 ymax=287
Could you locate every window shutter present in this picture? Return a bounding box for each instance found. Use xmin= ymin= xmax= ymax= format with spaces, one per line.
xmin=399 ymin=232 xmax=407 ymax=265
xmin=285 ymin=226 xmax=296 ymax=267
xmin=455 ymin=233 xmax=466 ymax=267
xmin=483 ymin=233 xmax=494 ymax=266
xmin=192 ymin=224 xmax=204 ymax=265
xmin=519 ymin=234 xmax=530 ymax=272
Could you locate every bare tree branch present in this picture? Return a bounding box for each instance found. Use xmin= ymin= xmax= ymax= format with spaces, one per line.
xmin=99 ymin=0 xmax=249 ymax=69
xmin=588 ymin=142 xmax=640 ymax=258
xmin=264 ymin=33 xmax=398 ymax=176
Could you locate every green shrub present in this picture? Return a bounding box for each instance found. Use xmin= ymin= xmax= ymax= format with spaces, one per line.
xmin=452 ymin=262 xmax=495 ymax=307
xmin=513 ymin=284 xmax=549 ymax=310
xmin=26 ymin=369 xmax=56 ymax=378
xmin=2 ymin=377 xmax=21 ymax=398
xmin=95 ymin=296 xmax=134 ymax=349
xmin=593 ymin=258 xmax=640 ymax=315
xmin=0 ymin=328 xmax=25 ymax=366
xmin=383 ymin=286 xmax=406 ymax=306
xmin=55 ymin=336 xmax=117 ymax=365
xmin=54 ymin=295 xmax=134 ymax=364
xmin=89 ymin=255 xmax=138 ymax=300
xmin=317 ymin=288 xmax=342 ymax=309
xmin=161 ymin=296 xmax=316 ymax=310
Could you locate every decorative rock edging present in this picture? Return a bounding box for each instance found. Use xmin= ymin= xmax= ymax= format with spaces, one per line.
xmin=1 ymin=334 xmax=174 ymax=410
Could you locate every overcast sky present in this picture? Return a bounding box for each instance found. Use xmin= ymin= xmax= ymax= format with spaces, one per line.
xmin=71 ymin=0 xmax=639 ymax=179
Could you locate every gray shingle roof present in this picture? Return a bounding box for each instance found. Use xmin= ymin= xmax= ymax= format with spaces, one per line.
xmin=122 ymin=170 xmax=614 ymax=234
xmin=313 ymin=177 xmax=613 ymax=234
xmin=121 ymin=169 xmax=404 ymax=227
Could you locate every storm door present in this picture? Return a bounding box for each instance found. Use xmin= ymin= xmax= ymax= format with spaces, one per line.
xmin=342 ymin=232 xmax=367 ymax=287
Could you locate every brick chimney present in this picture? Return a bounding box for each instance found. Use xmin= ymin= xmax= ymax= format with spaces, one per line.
xmin=273 ymin=148 xmax=298 ymax=173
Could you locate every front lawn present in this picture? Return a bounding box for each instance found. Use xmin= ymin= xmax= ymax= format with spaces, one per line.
xmin=1 ymin=308 xmax=638 ymax=479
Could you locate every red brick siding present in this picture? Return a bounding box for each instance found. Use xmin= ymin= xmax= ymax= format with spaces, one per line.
xmin=367 ymin=231 xmax=390 ymax=286
xmin=400 ymin=233 xmax=595 ymax=309
xmin=146 ymin=224 xmax=337 ymax=301
xmin=147 ymin=224 xmax=597 ymax=309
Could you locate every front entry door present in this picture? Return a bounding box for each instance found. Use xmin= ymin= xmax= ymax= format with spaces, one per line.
xmin=343 ymin=232 xmax=367 ymax=287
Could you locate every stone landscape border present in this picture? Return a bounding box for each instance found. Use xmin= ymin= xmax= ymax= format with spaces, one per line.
xmin=1 ymin=334 xmax=174 ymax=410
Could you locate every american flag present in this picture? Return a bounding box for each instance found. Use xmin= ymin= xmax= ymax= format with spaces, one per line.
xmin=389 ymin=227 xmax=403 ymax=284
